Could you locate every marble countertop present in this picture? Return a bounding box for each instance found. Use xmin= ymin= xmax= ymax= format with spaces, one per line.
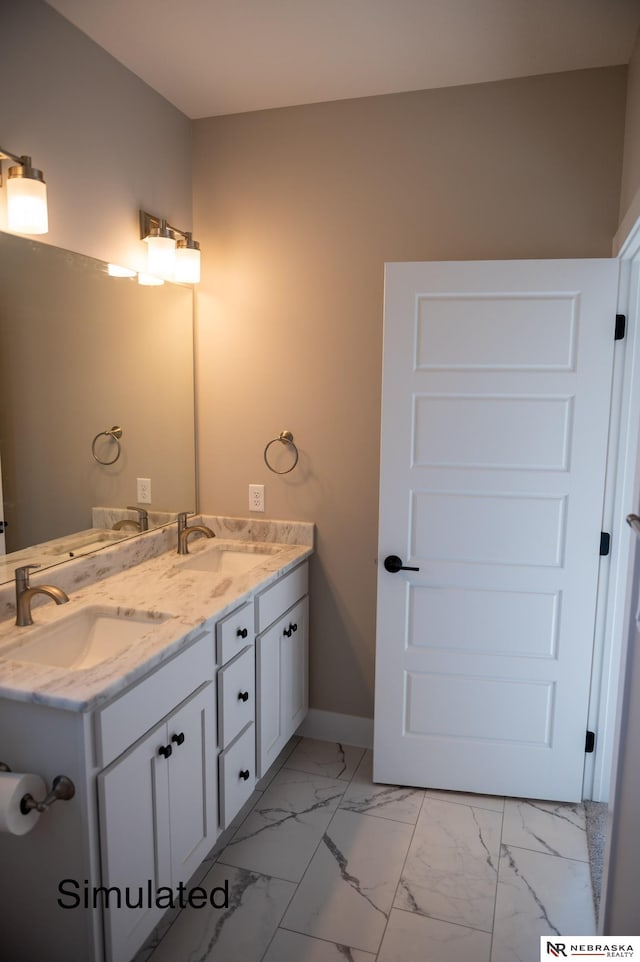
xmin=0 ymin=516 xmax=313 ymax=713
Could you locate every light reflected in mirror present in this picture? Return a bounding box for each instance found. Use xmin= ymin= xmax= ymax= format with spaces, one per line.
xmin=0 ymin=231 xmax=196 ymax=584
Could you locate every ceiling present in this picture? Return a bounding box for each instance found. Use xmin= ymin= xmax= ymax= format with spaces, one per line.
xmin=46 ymin=0 xmax=640 ymax=119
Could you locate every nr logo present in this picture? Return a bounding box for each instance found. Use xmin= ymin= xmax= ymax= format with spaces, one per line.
xmin=546 ymin=944 xmax=568 ymax=958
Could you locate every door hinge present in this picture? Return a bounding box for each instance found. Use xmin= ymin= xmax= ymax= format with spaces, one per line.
xmin=615 ymin=314 xmax=626 ymax=340
xmin=599 ymin=532 xmax=611 ymax=556
xmin=585 ymin=730 xmax=596 ymax=753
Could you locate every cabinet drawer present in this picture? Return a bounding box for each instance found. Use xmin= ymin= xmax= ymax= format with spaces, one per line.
xmin=218 ymin=722 xmax=256 ymax=828
xmin=216 ymin=602 xmax=254 ymax=665
xmin=256 ymin=562 xmax=308 ymax=632
xmin=217 ymin=646 xmax=254 ymax=748
xmin=96 ymin=631 xmax=214 ymax=768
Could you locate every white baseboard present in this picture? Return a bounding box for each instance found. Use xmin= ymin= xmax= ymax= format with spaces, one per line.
xmin=296 ymin=709 xmax=374 ymax=749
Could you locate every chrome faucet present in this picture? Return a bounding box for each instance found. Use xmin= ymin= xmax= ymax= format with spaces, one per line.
xmin=177 ymin=512 xmax=215 ymax=554
xmin=15 ymin=565 xmax=70 ymax=627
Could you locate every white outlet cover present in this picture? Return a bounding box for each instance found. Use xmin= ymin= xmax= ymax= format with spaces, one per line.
xmin=249 ymin=483 xmax=264 ymax=512
xmin=137 ymin=478 xmax=152 ymax=504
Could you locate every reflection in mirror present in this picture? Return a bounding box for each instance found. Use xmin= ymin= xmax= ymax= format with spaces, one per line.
xmin=0 ymin=231 xmax=196 ymax=584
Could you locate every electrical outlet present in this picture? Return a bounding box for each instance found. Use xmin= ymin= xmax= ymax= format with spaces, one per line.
xmin=137 ymin=477 xmax=152 ymax=504
xmin=249 ymin=483 xmax=265 ymax=512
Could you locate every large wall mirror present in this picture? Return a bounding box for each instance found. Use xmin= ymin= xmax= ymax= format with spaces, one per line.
xmin=0 ymin=231 xmax=196 ymax=584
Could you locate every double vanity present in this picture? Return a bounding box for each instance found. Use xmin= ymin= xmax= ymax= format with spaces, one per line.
xmin=0 ymin=515 xmax=313 ymax=962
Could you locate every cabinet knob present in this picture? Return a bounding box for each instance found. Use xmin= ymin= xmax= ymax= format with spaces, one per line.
xmin=283 ymin=622 xmax=298 ymax=637
xmin=171 ymin=732 xmax=185 ymax=746
xmin=158 ymin=744 xmax=172 ymax=759
xmin=236 ymin=627 xmax=248 ymax=639
xmin=239 ymin=769 xmax=250 ymax=781
xmin=238 ymin=691 xmax=249 ymax=702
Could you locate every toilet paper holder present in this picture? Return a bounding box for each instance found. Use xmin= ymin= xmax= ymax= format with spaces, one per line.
xmin=0 ymin=762 xmax=75 ymax=814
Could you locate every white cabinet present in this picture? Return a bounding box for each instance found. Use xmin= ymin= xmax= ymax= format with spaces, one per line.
xmin=0 ymin=549 xmax=311 ymax=962
xmin=216 ymin=600 xmax=253 ymax=665
xmin=218 ymin=646 xmax=254 ymax=746
xmin=216 ymin=605 xmax=257 ymax=828
xmin=256 ymin=563 xmax=309 ymax=776
xmin=98 ymin=680 xmax=217 ymax=962
xmin=219 ymin=721 xmax=256 ymax=826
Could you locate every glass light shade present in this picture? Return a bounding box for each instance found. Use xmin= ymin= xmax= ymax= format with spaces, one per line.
xmin=146 ymin=232 xmax=175 ymax=279
xmin=174 ymin=245 xmax=201 ymax=284
xmin=137 ymin=272 xmax=164 ymax=286
xmin=7 ymin=168 xmax=48 ymax=234
xmin=107 ymin=263 xmax=137 ymax=278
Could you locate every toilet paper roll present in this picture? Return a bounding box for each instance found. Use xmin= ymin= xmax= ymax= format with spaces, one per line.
xmin=0 ymin=772 xmax=46 ymax=835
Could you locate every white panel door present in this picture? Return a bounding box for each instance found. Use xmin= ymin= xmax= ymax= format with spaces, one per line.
xmin=374 ymin=259 xmax=619 ymax=802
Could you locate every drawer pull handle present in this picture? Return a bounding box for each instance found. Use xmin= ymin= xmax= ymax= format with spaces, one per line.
xmin=283 ymin=622 xmax=298 ymax=637
xmin=171 ymin=732 xmax=185 ymax=746
xmin=239 ymin=769 xmax=250 ymax=781
xmin=158 ymin=744 xmax=172 ymax=759
xmin=237 ymin=627 xmax=248 ymax=639
xmin=238 ymin=691 xmax=249 ymax=702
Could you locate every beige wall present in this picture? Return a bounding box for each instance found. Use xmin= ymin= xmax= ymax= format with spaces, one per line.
xmin=1 ymin=0 xmax=192 ymax=269
xmin=194 ymin=66 xmax=627 ymax=720
xmin=619 ymin=29 xmax=640 ymax=227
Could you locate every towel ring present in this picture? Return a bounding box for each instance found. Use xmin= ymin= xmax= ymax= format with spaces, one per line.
xmin=92 ymin=426 xmax=123 ymax=465
xmin=264 ymin=430 xmax=299 ymax=474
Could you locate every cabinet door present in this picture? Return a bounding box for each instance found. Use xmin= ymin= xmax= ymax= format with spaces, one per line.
xmin=167 ymin=683 xmax=218 ymax=886
xmin=256 ymin=596 xmax=309 ymax=777
xmin=98 ymin=684 xmax=217 ymax=962
xmin=98 ymin=722 xmax=170 ymax=962
xmin=281 ymin=596 xmax=309 ymax=739
xmin=256 ymin=618 xmax=283 ymax=777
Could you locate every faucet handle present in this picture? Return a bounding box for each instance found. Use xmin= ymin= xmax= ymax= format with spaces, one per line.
xmin=15 ymin=564 xmax=41 ymax=586
xmin=126 ymin=506 xmax=149 ymax=531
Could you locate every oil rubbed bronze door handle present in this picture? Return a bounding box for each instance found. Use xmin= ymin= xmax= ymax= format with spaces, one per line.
xmin=383 ymin=554 xmax=420 ymax=573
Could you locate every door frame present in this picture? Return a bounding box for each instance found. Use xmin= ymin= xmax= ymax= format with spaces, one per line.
xmin=588 ymin=215 xmax=640 ymax=801
xmin=0 ymin=447 xmax=5 ymax=556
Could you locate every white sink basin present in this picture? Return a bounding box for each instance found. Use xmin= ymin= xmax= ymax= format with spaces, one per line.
xmin=7 ymin=605 xmax=172 ymax=671
xmin=179 ymin=541 xmax=281 ymax=575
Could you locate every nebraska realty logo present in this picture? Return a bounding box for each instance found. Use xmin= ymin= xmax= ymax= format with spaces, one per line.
xmin=541 ymin=937 xmax=640 ymax=959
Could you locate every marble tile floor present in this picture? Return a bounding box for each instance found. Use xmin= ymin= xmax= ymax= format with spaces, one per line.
xmin=136 ymin=737 xmax=596 ymax=962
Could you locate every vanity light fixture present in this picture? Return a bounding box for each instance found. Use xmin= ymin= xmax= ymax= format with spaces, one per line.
xmin=139 ymin=209 xmax=201 ymax=284
xmin=146 ymin=218 xmax=176 ymax=279
xmin=175 ymin=233 xmax=201 ymax=284
xmin=137 ymin=271 xmax=164 ymax=287
xmin=107 ymin=263 xmax=137 ymax=278
xmin=0 ymin=145 xmax=48 ymax=235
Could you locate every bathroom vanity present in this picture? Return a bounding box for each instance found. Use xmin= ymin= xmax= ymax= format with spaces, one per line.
xmin=0 ymin=516 xmax=312 ymax=962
